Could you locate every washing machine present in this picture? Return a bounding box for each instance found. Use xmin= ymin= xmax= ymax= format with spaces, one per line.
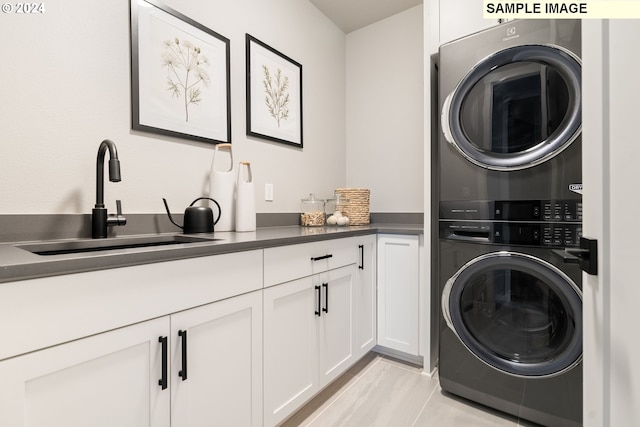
xmin=438 ymin=200 xmax=583 ymax=427
xmin=438 ymin=19 xmax=582 ymax=202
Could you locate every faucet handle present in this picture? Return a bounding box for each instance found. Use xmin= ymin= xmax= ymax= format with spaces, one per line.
xmin=107 ymin=199 xmax=127 ymax=227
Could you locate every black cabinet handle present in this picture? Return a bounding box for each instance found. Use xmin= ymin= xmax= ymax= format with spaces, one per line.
xmin=315 ymin=285 xmax=321 ymax=316
xmin=158 ymin=336 xmax=168 ymax=390
xmin=358 ymin=245 xmax=364 ymax=270
xmin=178 ymin=330 xmax=188 ymax=381
xmin=311 ymin=254 xmax=333 ymax=262
xmin=322 ymin=283 xmax=329 ymax=314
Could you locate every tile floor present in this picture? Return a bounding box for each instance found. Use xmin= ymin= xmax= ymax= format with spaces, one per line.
xmin=280 ymin=352 xmax=541 ymax=427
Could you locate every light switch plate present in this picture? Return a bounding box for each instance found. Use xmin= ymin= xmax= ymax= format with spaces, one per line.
xmin=265 ymin=183 xmax=273 ymax=201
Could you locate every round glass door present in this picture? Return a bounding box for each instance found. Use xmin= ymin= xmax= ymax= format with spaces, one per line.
xmin=442 ymin=44 xmax=582 ymax=170
xmin=442 ymin=252 xmax=582 ymax=377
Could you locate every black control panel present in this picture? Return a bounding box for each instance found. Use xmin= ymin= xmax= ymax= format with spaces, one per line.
xmin=440 ymin=200 xmax=582 ymax=222
xmin=439 ymin=199 xmax=583 ymax=248
xmin=440 ymin=221 xmax=583 ymax=248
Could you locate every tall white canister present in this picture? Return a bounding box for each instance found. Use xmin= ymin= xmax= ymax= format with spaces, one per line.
xmin=208 ymin=143 xmax=235 ymax=231
xmin=235 ymin=161 xmax=256 ymax=232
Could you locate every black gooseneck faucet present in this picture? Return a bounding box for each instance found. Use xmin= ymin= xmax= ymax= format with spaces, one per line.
xmin=92 ymin=139 xmax=126 ymax=238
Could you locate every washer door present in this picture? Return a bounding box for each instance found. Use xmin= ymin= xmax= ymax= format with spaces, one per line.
xmin=442 ymin=251 xmax=582 ymax=377
xmin=441 ymin=44 xmax=582 ymax=171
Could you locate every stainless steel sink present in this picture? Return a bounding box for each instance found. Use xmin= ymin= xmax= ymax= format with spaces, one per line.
xmin=18 ymin=235 xmax=219 ymax=256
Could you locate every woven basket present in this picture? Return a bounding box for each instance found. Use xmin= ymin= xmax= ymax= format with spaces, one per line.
xmin=334 ymin=188 xmax=370 ymax=225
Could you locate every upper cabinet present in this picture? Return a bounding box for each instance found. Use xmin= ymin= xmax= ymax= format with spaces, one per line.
xmin=438 ymin=0 xmax=500 ymax=46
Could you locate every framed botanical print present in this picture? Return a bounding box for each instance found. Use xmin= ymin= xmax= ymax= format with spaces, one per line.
xmin=130 ymin=0 xmax=231 ymax=144
xmin=246 ymin=34 xmax=303 ymax=148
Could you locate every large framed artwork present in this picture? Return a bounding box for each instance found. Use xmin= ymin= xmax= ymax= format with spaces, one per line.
xmin=130 ymin=0 xmax=231 ymax=144
xmin=246 ymin=34 xmax=303 ymax=148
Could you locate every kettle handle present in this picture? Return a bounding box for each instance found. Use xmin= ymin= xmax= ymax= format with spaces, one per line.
xmin=190 ymin=197 xmax=222 ymax=225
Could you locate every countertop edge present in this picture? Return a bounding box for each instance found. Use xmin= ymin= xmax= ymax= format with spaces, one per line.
xmin=0 ymin=224 xmax=423 ymax=284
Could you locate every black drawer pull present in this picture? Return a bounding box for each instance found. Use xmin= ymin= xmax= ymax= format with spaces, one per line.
xmin=311 ymin=254 xmax=333 ymax=262
xmin=158 ymin=336 xmax=168 ymax=390
xmin=178 ymin=330 xmax=188 ymax=381
xmin=315 ymin=285 xmax=321 ymax=316
xmin=322 ymin=283 xmax=329 ymax=314
xmin=358 ymin=245 xmax=364 ymax=270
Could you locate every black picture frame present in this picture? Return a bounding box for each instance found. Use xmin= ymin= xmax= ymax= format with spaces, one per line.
xmin=246 ymin=34 xmax=303 ymax=148
xmin=130 ymin=0 xmax=231 ymax=144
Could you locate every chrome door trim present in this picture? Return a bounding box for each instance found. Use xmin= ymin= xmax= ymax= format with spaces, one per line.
xmin=442 ymin=251 xmax=583 ymax=378
xmin=441 ymin=44 xmax=582 ymax=171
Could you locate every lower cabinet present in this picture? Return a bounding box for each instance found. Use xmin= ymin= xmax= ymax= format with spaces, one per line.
xmin=354 ymin=235 xmax=377 ymax=359
xmin=170 ymin=290 xmax=263 ymax=427
xmin=0 ymin=317 xmax=170 ymax=427
xmin=0 ymin=290 xmax=263 ymax=427
xmin=377 ymin=234 xmax=420 ymax=356
xmin=263 ymin=264 xmax=357 ymax=427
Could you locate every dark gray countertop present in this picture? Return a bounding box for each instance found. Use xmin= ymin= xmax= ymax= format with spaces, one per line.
xmin=0 ymin=224 xmax=423 ymax=284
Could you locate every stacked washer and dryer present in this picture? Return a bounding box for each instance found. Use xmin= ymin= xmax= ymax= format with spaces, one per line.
xmin=437 ymin=20 xmax=583 ymax=427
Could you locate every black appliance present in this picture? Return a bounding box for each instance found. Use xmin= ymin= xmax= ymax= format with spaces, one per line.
xmin=438 ymin=200 xmax=582 ymax=427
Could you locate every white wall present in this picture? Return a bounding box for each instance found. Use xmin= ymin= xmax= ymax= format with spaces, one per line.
xmin=0 ymin=0 xmax=346 ymax=215
xmin=346 ymin=5 xmax=424 ymax=213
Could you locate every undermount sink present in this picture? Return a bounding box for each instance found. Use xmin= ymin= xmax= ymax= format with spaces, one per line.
xmin=18 ymin=235 xmax=219 ymax=256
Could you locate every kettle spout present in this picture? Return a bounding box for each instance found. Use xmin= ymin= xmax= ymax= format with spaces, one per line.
xmin=162 ymin=198 xmax=184 ymax=230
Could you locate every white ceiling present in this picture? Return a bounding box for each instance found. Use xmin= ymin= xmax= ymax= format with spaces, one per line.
xmin=309 ymin=0 xmax=423 ymax=34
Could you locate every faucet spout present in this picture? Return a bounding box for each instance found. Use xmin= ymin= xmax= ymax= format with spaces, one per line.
xmin=96 ymin=139 xmax=121 ymax=208
xmin=92 ymin=139 xmax=126 ymax=238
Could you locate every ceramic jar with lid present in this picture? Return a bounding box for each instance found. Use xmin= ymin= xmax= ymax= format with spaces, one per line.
xmin=300 ymin=194 xmax=325 ymax=227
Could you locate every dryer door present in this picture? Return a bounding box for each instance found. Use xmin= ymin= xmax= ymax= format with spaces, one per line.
xmin=441 ymin=44 xmax=581 ymax=171
xmin=442 ymin=251 xmax=582 ymax=378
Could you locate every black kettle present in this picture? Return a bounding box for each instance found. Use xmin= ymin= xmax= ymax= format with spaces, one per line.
xmin=163 ymin=197 xmax=221 ymax=234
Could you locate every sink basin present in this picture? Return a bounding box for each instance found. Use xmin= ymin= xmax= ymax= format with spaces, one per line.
xmin=18 ymin=235 xmax=219 ymax=256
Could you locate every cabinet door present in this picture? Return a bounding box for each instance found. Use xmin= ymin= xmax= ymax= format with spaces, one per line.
xmin=263 ymin=277 xmax=319 ymax=427
xmin=355 ymin=235 xmax=377 ymax=359
xmin=377 ymin=234 xmax=420 ymax=355
xmin=170 ymin=291 xmax=263 ymax=427
xmin=318 ymin=264 xmax=357 ymax=388
xmin=0 ymin=317 xmax=170 ymax=427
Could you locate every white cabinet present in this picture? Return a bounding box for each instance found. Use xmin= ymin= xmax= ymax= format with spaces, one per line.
xmin=263 ymin=264 xmax=357 ymax=427
xmin=263 ymin=275 xmax=319 ymax=426
xmin=0 ymin=290 xmax=263 ymax=427
xmin=317 ymin=265 xmax=356 ymax=386
xmin=170 ymin=290 xmax=263 ymax=427
xmin=0 ymin=317 xmax=170 ymax=427
xmin=263 ymin=237 xmax=365 ymax=427
xmin=354 ymin=235 xmax=377 ymax=359
xmin=377 ymin=234 xmax=420 ymax=356
xmin=0 ymin=291 xmax=262 ymax=427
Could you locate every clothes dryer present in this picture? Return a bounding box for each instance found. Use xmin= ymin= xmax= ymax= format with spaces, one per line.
xmin=438 ymin=20 xmax=582 ymax=202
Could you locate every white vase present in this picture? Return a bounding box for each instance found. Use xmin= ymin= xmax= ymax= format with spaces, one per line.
xmin=235 ymin=161 xmax=256 ymax=232
xmin=208 ymin=144 xmax=235 ymax=232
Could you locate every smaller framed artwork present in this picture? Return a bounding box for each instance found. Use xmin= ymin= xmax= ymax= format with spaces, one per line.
xmin=130 ymin=0 xmax=231 ymax=144
xmin=246 ymin=34 xmax=303 ymax=148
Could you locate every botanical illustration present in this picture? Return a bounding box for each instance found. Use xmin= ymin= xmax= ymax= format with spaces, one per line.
xmin=262 ymin=65 xmax=290 ymax=127
xmin=162 ymin=37 xmax=210 ymax=122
